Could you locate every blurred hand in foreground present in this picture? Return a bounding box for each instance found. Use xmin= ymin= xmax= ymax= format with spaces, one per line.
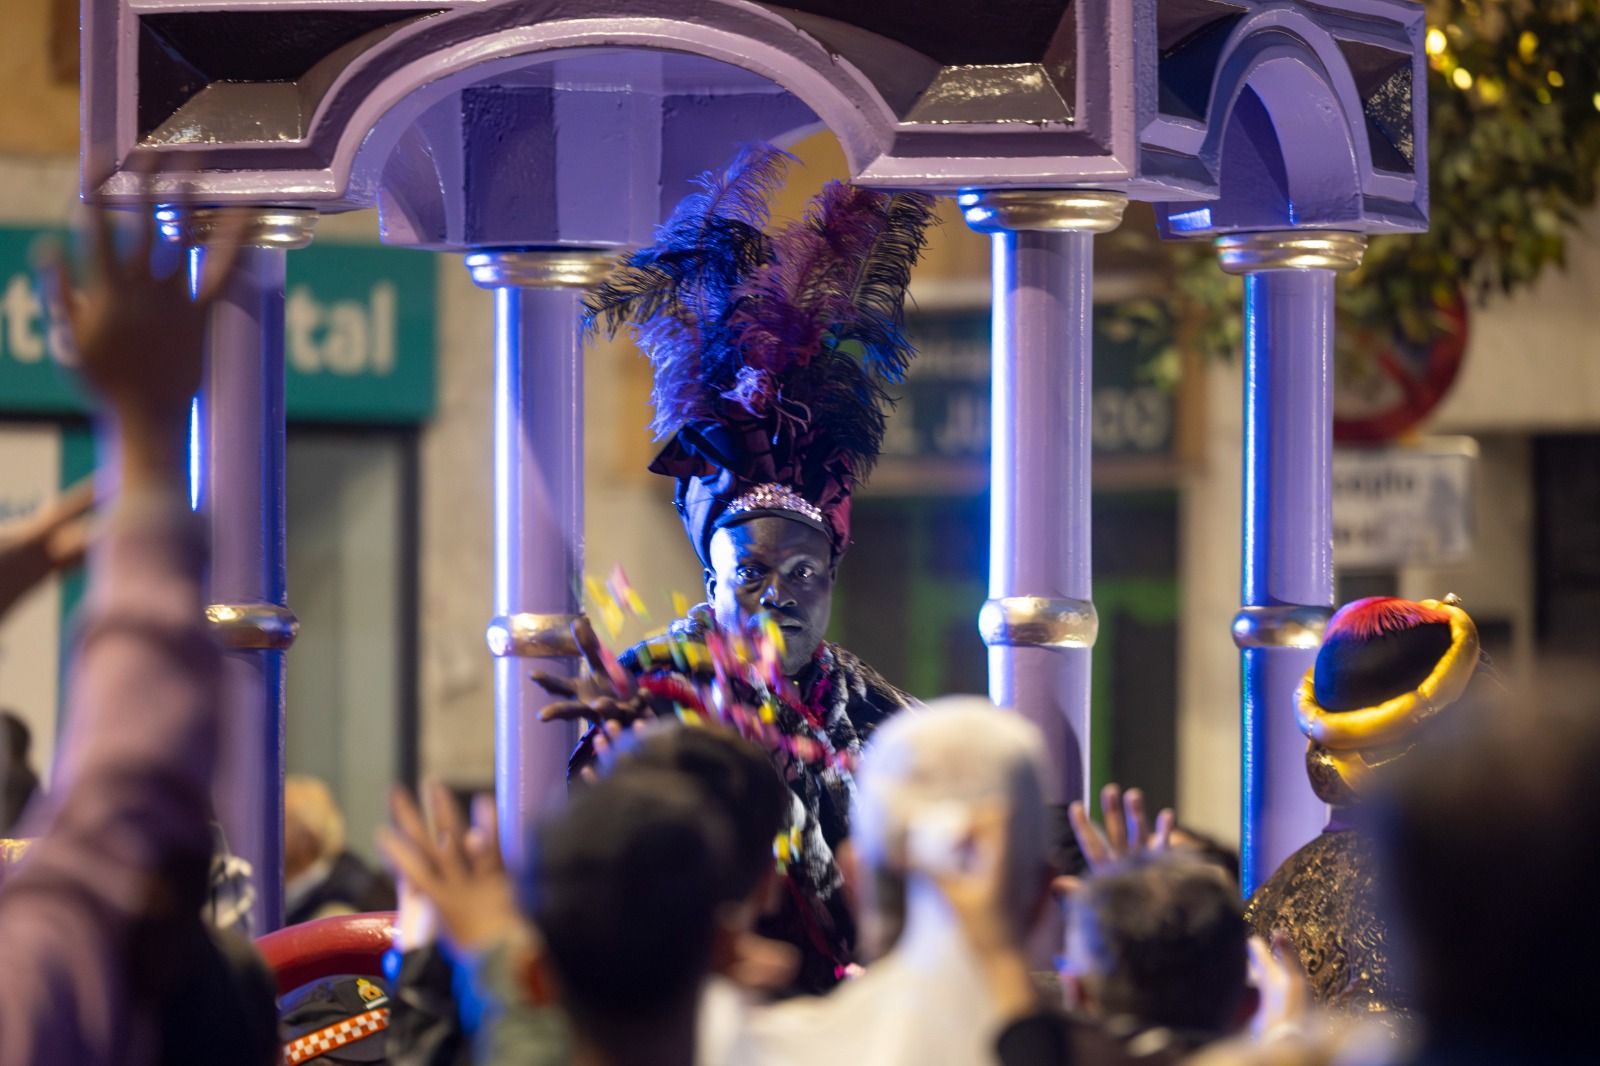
xmin=0 ymin=480 xmax=94 ymax=621
xmin=379 ymin=780 xmax=522 ymax=957
xmin=1057 ymin=782 xmax=1175 ymax=895
xmin=39 ymin=154 xmax=249 ymax=493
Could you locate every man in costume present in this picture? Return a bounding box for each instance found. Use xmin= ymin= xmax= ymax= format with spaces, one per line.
xmin=535 ymin=144 xmax=936 ymax=990
xmin=1246 ymin=594 xmax=1488 ymax=1033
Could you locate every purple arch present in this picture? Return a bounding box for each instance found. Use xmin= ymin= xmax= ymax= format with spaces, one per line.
xmin=93 ymin=0 xmax=904 ymax=209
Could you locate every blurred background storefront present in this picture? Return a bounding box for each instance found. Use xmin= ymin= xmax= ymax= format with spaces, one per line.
xmin=3 ymin=0 xmax=1599 ymax=852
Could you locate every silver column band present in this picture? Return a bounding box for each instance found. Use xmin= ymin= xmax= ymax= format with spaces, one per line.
xmin=465 ymin=250 xmax=616 ymax=290
xmin=1214 ymin=231 xmax=1367 ymax=275
xmin=1230 ymin=604 xmax=1334 ymax=650
xmin=206 ymin=603 xmax=300 ymax=650
xmin=485 ymin=613 xmax=585 ymax=658
xmin=156 ymin=206 xmax=318 ymax=249
xmin=979 ymin=596 xmax=1099 ymax=649
xmin=958 ymin=189 xmax=1129 ymax=234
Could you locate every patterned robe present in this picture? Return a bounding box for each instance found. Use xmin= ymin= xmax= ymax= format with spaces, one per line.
xmin=571 ymin=608 xmax=914 ymax=992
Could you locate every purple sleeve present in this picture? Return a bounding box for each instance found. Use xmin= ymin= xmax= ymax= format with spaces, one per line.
xmin=0 ymin=490 xmax=220 ymax=1066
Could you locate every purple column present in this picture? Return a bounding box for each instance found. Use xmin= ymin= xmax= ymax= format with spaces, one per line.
xmin=467 ymin=250 xmax=612 ymax=872
xmin=1218 ymin=232 xmax=1366 ymax=894
xmin=961 ymin=191 xmax=1126 ymax=807
xmin=171 ymin=207 xmax=315 ymax=934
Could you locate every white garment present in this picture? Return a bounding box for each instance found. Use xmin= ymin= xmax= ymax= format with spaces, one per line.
xmin=704 ymin=898 xmax=1005 ymax=1066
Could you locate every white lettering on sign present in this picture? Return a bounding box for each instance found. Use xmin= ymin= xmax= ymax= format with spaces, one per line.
xmin=0 ymin=273 xmax=46 ymax=364
xmin=1332 ymin=440 xmax=1477 ymax=570
xmin=1092 ymin=385 xmax=1171 ymax=453
xmin=287 ymin=282 xmax=397 ymax=377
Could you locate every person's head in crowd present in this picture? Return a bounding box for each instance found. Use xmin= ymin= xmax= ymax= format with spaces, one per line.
xmin=850 ymin=696 xmax=1051 ymax=960
xmin=1369 ymin=686 xmax=1600 ymax=1054
xmin=284 ymin=774 xmax=395 ymax=925
xmin=285 ymin=774 xmax=346 ymax=882
xmin=1061 ymin=855 xmax=1254 ymax=1048
xmin=1167 ymin=825 xmax=1240 ymax=885
xmin=602 ymin=721 xmax=791 ymax=916
xmin=520 ymin=769 xmax=734 ymax=1065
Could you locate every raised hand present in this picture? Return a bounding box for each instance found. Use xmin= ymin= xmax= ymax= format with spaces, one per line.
xmin=1249 ymin=931 xmax=1313 ymax=1041
xmin=0 ymin=479 xmax=95 ymax=622
xmin=40 ymin=157 xmax=246 ymax=431
xmin=531 ymin=615 xmax=655 ymax=725
xmin=377 ymin=781 xmax=522 ymax=956
xmin=1059 ymin=783 xmax=1175 ymax=892
xmin=37 ymin=154 xmax=250 ymax=500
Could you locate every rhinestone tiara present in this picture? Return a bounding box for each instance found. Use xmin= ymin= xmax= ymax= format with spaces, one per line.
xmin=725 ymin=483 xmax=825 ymax=526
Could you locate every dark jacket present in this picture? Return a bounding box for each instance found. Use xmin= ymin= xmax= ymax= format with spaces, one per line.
xmin=1 ymin=761 xmax=39 ymax=837
xmin=285 ymin=851 xmax=397 ymax=928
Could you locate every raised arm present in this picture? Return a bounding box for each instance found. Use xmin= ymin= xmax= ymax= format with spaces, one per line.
xmin=0 ymin=171 xmax=245 ymax=1066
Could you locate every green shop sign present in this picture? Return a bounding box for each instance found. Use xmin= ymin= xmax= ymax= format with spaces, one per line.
xmin=0 ymin=227 xmax=436 ymax=424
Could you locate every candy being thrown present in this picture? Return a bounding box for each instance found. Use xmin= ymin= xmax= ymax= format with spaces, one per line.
xmin=584 ymin=574 xmax=626 ymax=639
xmin=608 ymin=564 xmax=649 ymax=619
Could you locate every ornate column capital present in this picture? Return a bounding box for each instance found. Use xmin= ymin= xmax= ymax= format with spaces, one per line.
xmin=465 ymin=249 xmax=616 ymax=290
xmin=1215 ymin=231 xmax=1366 ymax=275
xmin=959 ymin=189 xmax=1128 ymax=234
xmin=156 ymin=206 xmax=318 ymax=249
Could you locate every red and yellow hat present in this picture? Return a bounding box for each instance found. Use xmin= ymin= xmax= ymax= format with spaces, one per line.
xmin=1296 ymin=596 xmax=1479 ymax=795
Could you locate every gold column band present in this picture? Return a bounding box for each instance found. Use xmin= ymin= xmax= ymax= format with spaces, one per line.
xmin=156 ymin=206 xmax=318 ymax=249
xmin=486 ymin=613 xmax=585 ymax=658
xmin=465 ymin=250 xmax=616 ymax=290
xmin=206 ymin=603 xmax=299 ymax=650
xmin=1214 ymin=231 xmax=1367 ymax=274
xmin=1231 ymin=604 xmax=1334 ymax=650
xmin=979 ymin=596 xmax=1099 ymax=649
xmin=959 ymin=189 xmax=1128 ymax=234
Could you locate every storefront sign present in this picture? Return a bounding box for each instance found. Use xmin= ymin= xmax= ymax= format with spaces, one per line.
xmin=1332 ymin=438 xmax=1477 ymax=569
xmin=878 ymin=308 xmax=1174 ymax=469
xmin=0 ymin=227 xmax=436 ymax=424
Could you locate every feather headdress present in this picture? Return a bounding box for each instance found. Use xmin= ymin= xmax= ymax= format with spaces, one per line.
xmin=585 ymin=145 xmax=937 ymax=564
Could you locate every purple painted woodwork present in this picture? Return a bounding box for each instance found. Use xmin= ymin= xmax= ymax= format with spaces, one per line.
xmin=1238 ymin=267 xmax=1338 ymax=893
xmin=1151 ymin=2 xmax=1428 ymax=236
xmin=193 ymin=245 xmax=290 ymax=933
xmin=986 ymin=229 xmax=1095 ymax=807
xmin=85 ymin=1 xmax=1425 ymax=212
xmin=375 ymin=57 xmax=820 ymax=251
xmin=487 ymin=278 xmax=586 ymax=870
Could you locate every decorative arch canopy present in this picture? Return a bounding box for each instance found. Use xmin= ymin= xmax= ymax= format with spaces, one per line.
xmin=83 ymin=0 xmax=1427 ymax=242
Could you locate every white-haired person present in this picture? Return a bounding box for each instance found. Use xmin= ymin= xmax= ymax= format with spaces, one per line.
xmin=713 ymin=696 xmax=1055 ymax=1066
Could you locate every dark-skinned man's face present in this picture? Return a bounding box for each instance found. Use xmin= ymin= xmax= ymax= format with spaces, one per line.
xmin=706 ymin=515 xmax=836 ymax=678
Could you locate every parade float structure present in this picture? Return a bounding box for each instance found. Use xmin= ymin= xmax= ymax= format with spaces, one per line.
xmin=81 ymin=0 xmax=1428 ymax=927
